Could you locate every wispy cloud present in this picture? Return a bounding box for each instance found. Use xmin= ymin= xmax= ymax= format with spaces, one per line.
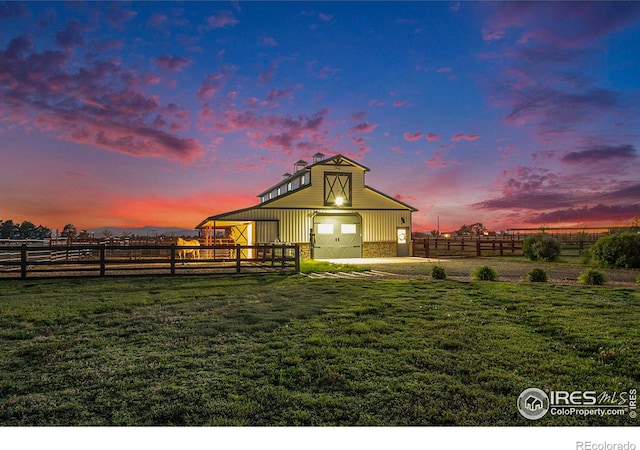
xmin=451 ymin=133 xmax=479 ymax=142
xmin=426 ymin=133 xmax=440 ymax=142
xmin=207 ymin=10 xmax=239 ymax=29
xmin=403 ymin=132 xmax=423 ymax=142
xmin=153 ymin=55 xmax=192 ymax=72
xmin=561 ymin=144 xmax=637 ymax=164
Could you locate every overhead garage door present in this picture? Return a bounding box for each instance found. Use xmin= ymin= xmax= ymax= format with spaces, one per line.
xmin=313 ymin=214 xmax=362 ymax=259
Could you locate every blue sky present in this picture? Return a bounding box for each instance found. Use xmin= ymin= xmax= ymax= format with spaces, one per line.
xmin=1 ymin=1 xmax=639 ymax=232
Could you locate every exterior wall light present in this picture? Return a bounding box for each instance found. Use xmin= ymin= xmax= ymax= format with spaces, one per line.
xmin=335 ymin=196 xmax=344 ymax=206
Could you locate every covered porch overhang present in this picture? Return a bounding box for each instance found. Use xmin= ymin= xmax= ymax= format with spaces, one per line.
xmin=197 ymin=219 xmax=254 ymax=247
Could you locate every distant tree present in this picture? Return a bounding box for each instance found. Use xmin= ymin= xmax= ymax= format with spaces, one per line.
xmin=18 ymin=221 xmax=37 ymax=239
xmin=102 ymin=229 xmax=113 ymax=239
xmin=0 ymin=219 xmax=50 ymax=239
xmin=61 ymin=224 xmax=78 ymax=239
xmin=0 ymin=220 xmax=18 ymax=239
xmin=35 ymin=225 xmax=51 ymax=239
xmin=457 ymin=224 xmax=473 ymax=235
xmin=457 ymin=223 xmax=487 ymax=236
xmin=471 ymin=223 xmax=487 ymax=236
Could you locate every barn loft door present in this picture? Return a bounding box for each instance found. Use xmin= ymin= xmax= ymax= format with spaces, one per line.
xmin=313 ymin=214 xmax=362 ymax=259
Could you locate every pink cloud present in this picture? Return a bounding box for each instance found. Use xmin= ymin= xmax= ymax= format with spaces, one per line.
xmin=200 ymin=105 xmax=334 ymax=155
xmin=392 ymin=100 xmax=406 ymax=108
xmin=306 ymin=60 xmax=341 ymax=79
xmin=207 ymin=10 xmax=239 ymax=29
xmin=426 ymin=151 xmax=451 ymax=169
xmin=147 ymin=13 xmax=168 ymax=28
xmin=105 ymin=4 xmax=137 ymax=30
xmin=350 ymin=122 xmax=378 ymax=134
xmin=257 ymin=57 xmax=287 ymax=85
xmin=482 ymin=2 xmax=640 ymax=48
xmin=451 ymin=133 xmax=480 ymax=142
xmin=197 ymin=72 xmax=226 ymax=100
xmin=426 ymin=133 xmax=440 ymax=142
xmin=561 ymin=144 xmax=637 ymax=164
xmin=55 ymin=20 xmax=90 ymax=48
xmin=259 ymin=36 xmax=278 ymax=47
xmin=0 ymin=35 xmax=202 ymax=163
xmin=153 ymin=55 xmax=192 ymax=72
xmin=351 ymin=111 xmax=366 ymax=122
xmin=403 ymin=132 xmax=423 ymax=141
xmin=266 ymin=83 xmax=303 ymax=103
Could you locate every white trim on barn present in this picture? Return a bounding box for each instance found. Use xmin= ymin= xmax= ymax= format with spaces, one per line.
xmin=196 ymin=154 xmax=417 ymax=259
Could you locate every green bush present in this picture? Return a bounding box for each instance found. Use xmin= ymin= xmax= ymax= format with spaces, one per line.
xmin=431 ymin=265 xmax=447 ymax=280
xmin=523 ymin=233 xmax=562 ymax=261
xmin=526 ymin=268 xmax=548 ymax=282
xmin=636 ymin=275 xmax=640 ymax=286
xmin=589 ymin=233 xmax=640 ymax=268
xmin=578 ymin=269 xmax=606 ymax=285
xmin=472 ymin=265 xmax=498 ymax=281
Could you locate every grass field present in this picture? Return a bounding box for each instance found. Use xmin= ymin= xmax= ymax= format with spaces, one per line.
xmin=0 ymin=270 xmax=638 ymax=426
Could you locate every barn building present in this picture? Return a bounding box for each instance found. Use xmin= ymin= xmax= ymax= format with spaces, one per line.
xmin=196 ymin=153 xmax=417 ymax=259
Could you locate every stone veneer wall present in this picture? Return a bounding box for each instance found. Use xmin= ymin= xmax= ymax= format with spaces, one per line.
xmin=298 ymin=243 xmax=311 ymax=260
xmin=362 ymin=242 xmax=396 ymax=258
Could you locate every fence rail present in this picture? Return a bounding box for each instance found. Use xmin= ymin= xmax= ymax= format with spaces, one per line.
xmin=0 ymin=243 xmax=300 ymax=278
xmin=412 ymin=237 xmax=524 ymax=258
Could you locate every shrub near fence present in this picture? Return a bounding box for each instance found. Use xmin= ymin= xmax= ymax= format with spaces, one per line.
xmin=412 ymin=237 xmax=524 ymax=258
xmin=0 ymin=243 xmax=300 ymax=278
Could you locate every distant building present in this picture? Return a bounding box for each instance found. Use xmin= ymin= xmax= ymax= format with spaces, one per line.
xmin=196 ymin=153 xmax=417 ymax=259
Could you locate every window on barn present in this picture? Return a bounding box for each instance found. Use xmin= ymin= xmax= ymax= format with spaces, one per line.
xmin=324 ymin=172 xmax=352 ymax=207
xmin=317 ymin=224 xmax=333 ymax=234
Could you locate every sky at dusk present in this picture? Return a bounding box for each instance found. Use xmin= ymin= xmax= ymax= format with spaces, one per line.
xmin=1 ymin=1 xmax=639 ymax=233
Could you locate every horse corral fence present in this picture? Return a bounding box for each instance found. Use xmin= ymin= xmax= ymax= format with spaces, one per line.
xmin=412 ymin=236 xmax=524 ymax=258
xmin=0 ymin=241 xmax=300 ymax=278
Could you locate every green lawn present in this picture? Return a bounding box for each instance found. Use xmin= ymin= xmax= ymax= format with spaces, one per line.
xmin=0 ymin=274 xmax=638 ymax=426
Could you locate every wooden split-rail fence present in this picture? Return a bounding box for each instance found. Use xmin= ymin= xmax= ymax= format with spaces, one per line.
xmin=0 ymin=243 xmax=300 ymax=279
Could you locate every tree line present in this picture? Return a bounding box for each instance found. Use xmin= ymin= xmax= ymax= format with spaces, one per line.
xmin=0 ymin=219 xmax=51 ymax=240
xmin=0 ymin=220 xmax=95 ymax=240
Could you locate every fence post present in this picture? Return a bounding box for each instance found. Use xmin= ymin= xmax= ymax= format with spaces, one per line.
xmin=294 ymin=245 xmax=300 ymax=272
xmin=500 ymin=241 xmax=504 ymax=256
xmin=281 ymin=244 xmax=286 ymax=267
xmin=170 ymin=244 xmax=176 ymax=275
xmin=236 ymin=244 xmax=241 ymax=273
xmin=476 ymin=240 xmax=481 ymax=257
xmin=20 ymin=244 xmax=27 ymax=279
xmin=99 ymin=244 xmax=106 ymax=276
